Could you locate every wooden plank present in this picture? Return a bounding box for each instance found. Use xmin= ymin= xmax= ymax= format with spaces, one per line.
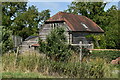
xmin=89 ymin=49 xmax=120 ymax=51
xmin=71 ymin=44 xmax=93 ymax=46
xmin=79 ymin=41 xmax=82 ymax=63
xmin=24 ymin=41 xmax=38 ymax=42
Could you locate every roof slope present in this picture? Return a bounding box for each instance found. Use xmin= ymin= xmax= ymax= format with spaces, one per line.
xmin=46 ymin=12 xmax=104 ymax=33
xmin=25 ymin=36 xmax=38 ymax=41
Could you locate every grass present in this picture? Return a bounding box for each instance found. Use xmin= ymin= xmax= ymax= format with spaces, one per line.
xmin=2 ymin=52 xmax=119 ymax=78
xmin=90 ymin=50 xmax=120 ymax=62
xmin=2 ymin=71 xmax=53 ymax=78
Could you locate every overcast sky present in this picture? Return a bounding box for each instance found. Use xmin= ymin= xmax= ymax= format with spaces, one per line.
xmin=27 ymin=1 xmax=119 ymax=16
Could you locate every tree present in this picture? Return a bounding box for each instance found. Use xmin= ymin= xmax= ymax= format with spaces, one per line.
xmin=13 ymin=7 xmax=50 ymax=39
xmin=65 ymin=2 xmax=120 ymax=49
xmin=38 ymin=9 xmax=50 ymax=24
xmin=2 ymin=2 xmax=51 ymax=53
xmin=65 ymin=2 xmax=107 ymax=29
xmin=103 ymin=6 xmax=120 ymax=48
xmin=2 ymin=2 xmax=27 ymax=28
xmin=39 ymin=27 xmax=71 ymax=62
xmin=12 ymin=5 xmax=39 ymax=39
xmin=0 ymin=26 xmax=13 ymax=53
xmin=2 ymin=2 xmax=50 ymax=39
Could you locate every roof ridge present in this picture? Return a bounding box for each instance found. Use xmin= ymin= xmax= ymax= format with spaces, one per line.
xmin=45 ymin=11 xmax=104 ymax=33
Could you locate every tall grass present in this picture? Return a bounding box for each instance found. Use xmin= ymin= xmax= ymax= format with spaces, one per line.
xmin=2 ymin=52 xmax=119 ymax=78
xmin=90 ymin=50 xmax=120 ymax=62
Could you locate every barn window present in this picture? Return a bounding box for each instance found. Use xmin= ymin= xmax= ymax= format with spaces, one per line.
xmin=81 ymin=23 xmax=88 ymax=29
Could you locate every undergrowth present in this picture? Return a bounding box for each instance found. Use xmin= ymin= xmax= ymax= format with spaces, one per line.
xmin=2 ymin=52 xmax=119 ymax=78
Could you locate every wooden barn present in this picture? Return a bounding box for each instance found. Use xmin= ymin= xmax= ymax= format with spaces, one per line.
xmin=39 ymin=12 xmax=104 ymax=45
xmin=19 ymin=36 xmax=39 ymax=53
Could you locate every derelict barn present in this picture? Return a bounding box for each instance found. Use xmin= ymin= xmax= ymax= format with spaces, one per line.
xmin=19 ymin=36 xmax=39 ymax=53
xmin=39 ymin=12 xmax=104 ymax=46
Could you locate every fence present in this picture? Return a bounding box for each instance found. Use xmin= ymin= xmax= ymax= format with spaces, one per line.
xmin=89 ymin=49 xmax=120 ymax=51
xmin=71 ymin=41 xmax=94 ymax=63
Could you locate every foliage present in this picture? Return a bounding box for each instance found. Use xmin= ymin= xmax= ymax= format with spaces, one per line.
xmin=90 ymin=50 xmax=120 ymax=62
xmin=2 ymin=72 xmax=53 ymax=78
xmin=2 ymin=2 xmax=50 ymax=39
xmin=38 ymin=38 xmax=47 ymax=53
xmin=86 ymin=34 xmax=106 ymax=49
xmin=2 ymin=52 xmax=118 ymax=78
xmin=12 ymin=6 xmax=50 ymax=39
xmin=2 ymin=2 xmax=50 ymax=53
xmin=2 ymin=2 xmax=27 ymax=27
xmin=0 ymin=26 xmax=13 ymax=53
xmin=104 ymin=7 xmax=120 ymax=49
xmin=39 ymin=27 xmax=71 ymax=62
xmin=65 ymin=2 xmax=120 ymax=49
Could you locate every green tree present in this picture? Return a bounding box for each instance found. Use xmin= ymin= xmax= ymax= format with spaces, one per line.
xmin=39 ymin=27 xmax=71 ymax=62
xmin=0 ymin=26 xmax=13 ymax=53
xmin=2 ymin=2 xmax=27 ymax=28
xmin=2 ymin=2 xmax=50 ymax=39
xmin=65 ymin=2 xmax=119 ymax=49
xmin=104 ymin=6 xmax=119 ymax=48
xmin=12 ymin=5 xmax=40 ymax=39
xmin=2 ymin=2 xmax=51 ymax=53
xmin=13 ymin=7 xmax=50 ymax=39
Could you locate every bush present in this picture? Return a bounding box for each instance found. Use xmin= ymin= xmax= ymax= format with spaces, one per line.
xmin=1 ymin=26 xmax=14 ymax=54
xmin=90 ymin=50 xmax=120 ymax=62
xmin=2 ymin=53 xmax=118 ymax=78
xmin=39 ymin=27 xmax=72 ymax=62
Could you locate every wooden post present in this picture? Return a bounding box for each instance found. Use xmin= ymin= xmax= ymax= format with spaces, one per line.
xmin=71 ymin=42 xmax=94 ymax=63
xmin=15 ymin=36 xmax=16 ymax=47
xmin=70 ymin=34 xmax=72 ymax=44
xmin=79 ymin=41 xmax=82 ymax=63
xmin=14 ymin=47 xmax=19 ymax=68
xmin=91 ymin=43 xmax=94 ymax=49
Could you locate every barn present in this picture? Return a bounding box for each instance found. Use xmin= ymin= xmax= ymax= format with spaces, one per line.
xmin=39 ymin=12 xmax=104 ymax=45
xmin=19 ymin=36 xmax=39 ymax=53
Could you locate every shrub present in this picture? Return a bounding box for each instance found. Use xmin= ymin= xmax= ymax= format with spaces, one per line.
xmin=1 ymin=26 xmax=14 ymax=54
xmin=39 ymin=27 xmax=72 ymax=62
xmin=2 ymin=53 xmax=118 ymax=78
xmin=90 ymin=50 xmax=120 ymax=62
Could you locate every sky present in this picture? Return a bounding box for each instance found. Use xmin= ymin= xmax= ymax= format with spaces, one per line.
xmin=27 ymin=1 xmax=119 ymax=16
xmin=27 ymin=2 xmax=71 ymax=16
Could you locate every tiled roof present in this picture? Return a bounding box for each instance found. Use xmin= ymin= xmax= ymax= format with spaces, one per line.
xmin=46 ymin=12 xmax=104 ymax=33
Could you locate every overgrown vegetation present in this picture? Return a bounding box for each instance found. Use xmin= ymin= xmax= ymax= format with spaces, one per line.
xmin=90 ymin=50 xmax=120 ymax=62
xmin=2 ymin=52 xmax=119 ymax=78
xmin=0 ymin=26 xmax=13 ymax=53
xmin=39 ymin=27 xmax=72 ymax=62
xmin=2 ymin=1 xmax=120 ymax=79
xmin=2 ymin=2 xmax=120 ymax=55
xmin=2 ymin=72 xmax=53 ymax=78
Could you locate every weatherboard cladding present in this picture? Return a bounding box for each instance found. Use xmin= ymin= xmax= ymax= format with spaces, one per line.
xmin=46 ymin=12 xmax=104 ymax=33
